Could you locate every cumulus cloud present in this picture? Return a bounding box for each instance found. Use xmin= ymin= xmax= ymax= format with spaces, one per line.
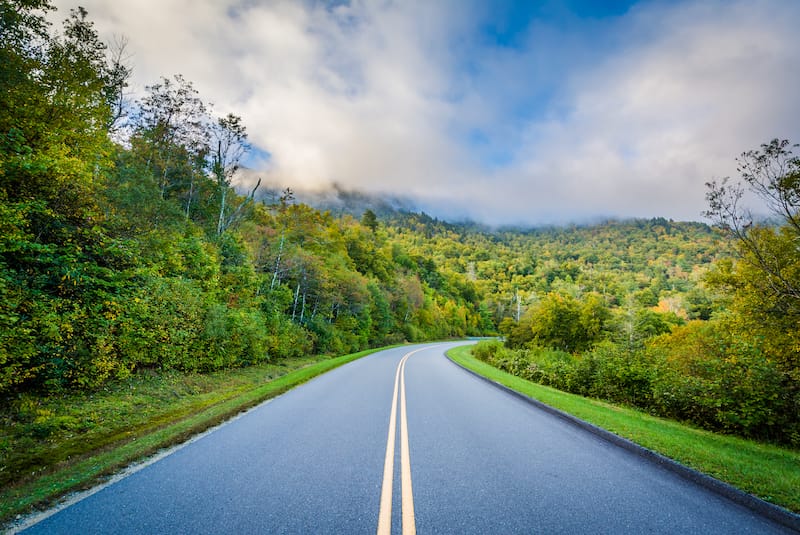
xmin=53 ymin=0 xmax=800 ymax=225
xmin=495 ymin=0 xmax=800 ymax=224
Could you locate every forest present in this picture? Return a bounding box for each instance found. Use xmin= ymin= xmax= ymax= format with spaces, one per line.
xmin=0 ymin=1 xmax=493 ymax=396
xmin=1 ymin=0 xmax=798 ymax=451
xmin=468 ymin=139 xmax=800 ymax=446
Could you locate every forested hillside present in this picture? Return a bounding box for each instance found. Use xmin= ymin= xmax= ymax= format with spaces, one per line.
xmin=473 ymin=142 xmax=800 ymax=446
xmin=386 ymin=215 xmax=725 ymax=323
xmin=0 ymin=2 xmax=491 ymax=395
xmin=2 ymin=2 xmax=797 ymax=449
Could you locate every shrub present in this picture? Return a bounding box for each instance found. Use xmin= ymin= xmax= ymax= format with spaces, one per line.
xmin=473 ymin=340 xmax=503 ymax=362
xmin=264 ymin=314 xmax=313 ymax=359
xmin=583 ymin=342 xmax=655 ymax=407
xmin=116 ymin=276 xmax=204 ymax=372
xmin=649 ymin=321 xmax=797 ymax=443
xmin=522 ymin=346 xmax=574 ymax=391
xmin=200 ymin=305 xmax=270 ymax=371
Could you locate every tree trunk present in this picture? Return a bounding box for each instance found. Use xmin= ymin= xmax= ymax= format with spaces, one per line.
xmin=292 ymin=281 xmax=300 ymax=321
xmin=300 ymin=291 xmax=306 ymax=324
xmin=216 ymin=186 xmax=227 ymax=236
xmin=184 ymin=175 xmax=195 ymax=219
xmin=270 ymin=234 xmax=284 ymax=290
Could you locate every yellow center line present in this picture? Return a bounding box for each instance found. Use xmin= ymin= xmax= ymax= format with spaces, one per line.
xmin=377 ymin=359 xmax=401 ymax=535
xmin=377 ymin=347 xmax=427 ymax=535
xmin=399 ymin=356 xmax=416 ymax=535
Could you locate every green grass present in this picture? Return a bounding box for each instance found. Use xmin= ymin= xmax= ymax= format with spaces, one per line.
xmin=447 ymin=344 xmax=800 ymax=514
xmin=1 ymin=346 xmax=398 ymax=527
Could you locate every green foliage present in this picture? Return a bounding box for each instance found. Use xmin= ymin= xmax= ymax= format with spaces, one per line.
xmin=200 ymin=305 xmax=269 ymax=370
xmin=477 ymin=315 xmax=800 ymax=445
xmin=649 ymin=321 xmax=797 ymax=444
xmin=361 ymin=208 xmax=378 ymax=233
xmin=503 ymin=291 xmax=609 ymax=352
xmin=115 ymin=276 xmax=204 ymax=371
xmin=705 ymin=139 xmax=800 ymax=382
xmin=3 ymin=3 xmax=796 ymax=455
xmin=705 ymin=232 xmax=800 ymax=383
xmin=575 ymin=342 xmax=655 ymax=407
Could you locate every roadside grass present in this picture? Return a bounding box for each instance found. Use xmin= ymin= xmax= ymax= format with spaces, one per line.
xmin=0 ymin=346 xmax=397 ymax=526
xmin=446 ymin=344 xmax=800 ymax=514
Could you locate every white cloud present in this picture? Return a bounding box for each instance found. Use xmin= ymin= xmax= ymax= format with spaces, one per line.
xmin=469 ymin=0 xmax=800 ymax=224
xmin=53 ymin=0 xmax=800 ymax=225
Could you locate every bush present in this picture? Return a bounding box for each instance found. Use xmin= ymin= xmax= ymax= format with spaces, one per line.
xmin=582 ymin=342 xmax=655 ymax=407
xmin=116 ymin=276 xmax=204 ymax=372
xmin=647 ymin=321 xmax=799 ymax=444
xmin=521 ymin=346 xmax=574 ymax=391
xmin=482 ymin=320 xmax=800 ymax=445
xmin=263 ymin=312 xmax=313 ymax=360
xmin=200 ymin=305 xmax=270 ymax=371
xmin=650 ymin=339 xmax=792 ymax=442
xmin=473 ymin=340 xmax=503 ymax=362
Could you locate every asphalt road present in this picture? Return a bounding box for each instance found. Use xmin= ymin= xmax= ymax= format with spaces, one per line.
xmin=20 ymin=342 xmax=794 ymax=534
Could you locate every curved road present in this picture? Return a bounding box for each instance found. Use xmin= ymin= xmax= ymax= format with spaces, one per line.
xmin=20 ymin=342 xmax=793 ymax=534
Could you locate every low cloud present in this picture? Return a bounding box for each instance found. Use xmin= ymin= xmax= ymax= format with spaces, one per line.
xmin=55 ymin=0 xmax=800 ymax=225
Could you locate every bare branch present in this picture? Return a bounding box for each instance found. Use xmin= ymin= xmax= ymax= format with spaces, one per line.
xmin=705 ymin=139 xmax=800 ymax=306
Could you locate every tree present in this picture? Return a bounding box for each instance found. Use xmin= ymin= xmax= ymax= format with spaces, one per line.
xmin=0 ymin=0 xmax=129 ymax=254
xmin=509 ymin=292 xmax=609 ymax=353
xmin=131 ymin=75 xmax=209 ymax=207
xmin=279 ymin=187 xmax=295 ymax=209
xmin=705 ymin=139 xmax=800 ymax=305
xmin=1 ymin=1 xmax=54 ymax=142
xmin=1 ymin=4 xmax=128 ymax=221
xmin=361 ymin=209 xmax=378 ymax=233
xmin=705 ymin=139 xmax=800 ymax=380
xmin=210 ymin=113 xmax=258 ymax=235
xmin=0 ymin=2 xmax=132 ymax=391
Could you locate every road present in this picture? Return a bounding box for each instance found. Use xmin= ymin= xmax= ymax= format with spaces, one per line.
xmin=20 ymin=342 xmax=794 ymax=534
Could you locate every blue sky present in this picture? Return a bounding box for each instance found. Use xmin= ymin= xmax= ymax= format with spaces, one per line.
xmin=54 ymin=0 xmax=800 ymax=224
xmin=449 ymin=1 xmax=642 ymax=169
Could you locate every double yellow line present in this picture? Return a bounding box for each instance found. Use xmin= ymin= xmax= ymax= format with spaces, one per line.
xmin=377 ymin=347 xmax=427 ymax=535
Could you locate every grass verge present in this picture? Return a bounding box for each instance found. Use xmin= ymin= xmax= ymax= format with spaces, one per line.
xmin=1 ymin=346 xmax=397 ymax=527
xmin=446 ymin=344 xmax=800 ymax=514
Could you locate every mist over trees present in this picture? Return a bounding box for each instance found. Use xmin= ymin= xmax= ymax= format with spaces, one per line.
xmin=1 ymin=1 xmax=798 ymax=448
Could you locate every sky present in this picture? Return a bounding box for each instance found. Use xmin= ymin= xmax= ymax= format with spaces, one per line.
xmin=52 ymin=0 xmax=800 ymax=225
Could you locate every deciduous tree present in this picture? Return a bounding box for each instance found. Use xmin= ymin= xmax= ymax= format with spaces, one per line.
xmin=705 ymin=140 xmax=800 ymax=380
